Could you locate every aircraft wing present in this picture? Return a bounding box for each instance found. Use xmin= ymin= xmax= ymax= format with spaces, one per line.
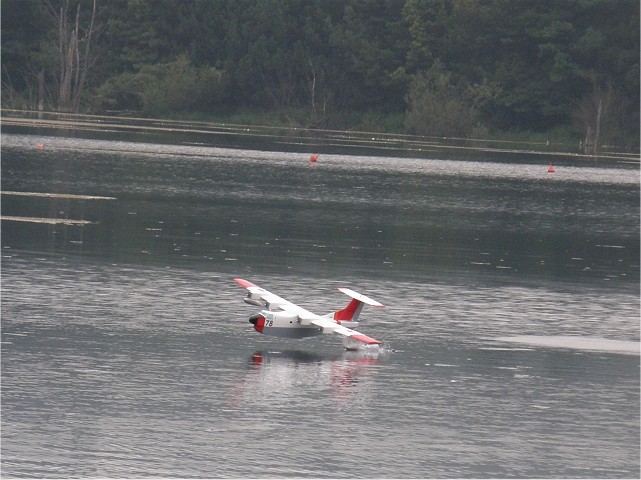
xmin=233 ymin=278 xmax=314 ymax=316
xmin=310 ymin=317 xmax=382 ymax=345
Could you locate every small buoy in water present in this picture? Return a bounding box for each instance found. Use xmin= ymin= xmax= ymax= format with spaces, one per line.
xmin=309 ymin=154 xmax=319 ymax=163
xmin=548 ymin=163 xmax=555 ymax=173
xmin=36 ymin=144 xmax=45 ymax=150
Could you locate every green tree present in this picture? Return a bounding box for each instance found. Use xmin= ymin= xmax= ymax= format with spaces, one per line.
xmin=1 ymin=0 xmax=638 ymax=143
xmin=329 ymin=0 xmax=410 ymax=112
xmin=94 ymin=56 xmax=225 ymax=116
xmin=1 ymin=0 xmax=101 ymax=113
xmin=1 ymin=0 xmax=51 ymax=109
xmin=405 ymin=62 xmax=484 ymax=137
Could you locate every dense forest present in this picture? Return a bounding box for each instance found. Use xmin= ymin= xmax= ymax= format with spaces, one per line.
xmin=2 ymin=0 xmax=639 ymax=152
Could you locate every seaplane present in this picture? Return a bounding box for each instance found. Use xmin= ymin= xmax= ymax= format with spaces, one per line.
xmin=234 ymin=278 xmax=384 ymax=350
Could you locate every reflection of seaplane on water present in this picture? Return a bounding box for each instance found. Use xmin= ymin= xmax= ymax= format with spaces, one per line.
xmin=251 ymin=350 xmax=382 ymax=396
xmin=226 ymin=349 xmax=385 ymax=409
xmin=234 ymin=278 xmax=384 ymax=350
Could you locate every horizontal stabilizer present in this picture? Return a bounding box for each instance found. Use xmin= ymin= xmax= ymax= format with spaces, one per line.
xmin=337 ymin=288 xmax=384 ymax=307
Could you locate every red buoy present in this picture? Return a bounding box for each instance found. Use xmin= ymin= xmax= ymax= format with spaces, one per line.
xmin=309 ymin=154 xmax=319 ymax=163
xmin=548 ymin=163 xmax=555 ymax=173
xmin=36 ymin=144 xmax=45 ymax=150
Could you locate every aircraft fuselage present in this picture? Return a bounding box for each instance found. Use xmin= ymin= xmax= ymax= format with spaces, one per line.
xmin=249 ymin=311 xmax=325 ymax=339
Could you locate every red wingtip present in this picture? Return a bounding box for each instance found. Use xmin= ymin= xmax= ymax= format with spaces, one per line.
xmin=349 ymin=333 xmax=382 ymax=345
xmin=234 ymin=278 xmax=256 ymax=288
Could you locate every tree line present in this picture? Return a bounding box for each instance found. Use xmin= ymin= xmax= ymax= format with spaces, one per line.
xmin=2 ymin=0 xmax=639 ymax=153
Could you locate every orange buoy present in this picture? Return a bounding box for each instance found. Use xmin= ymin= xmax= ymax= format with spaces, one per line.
xmin=548 ymin=162 xmax=555 ymax=173
xmin=309 ymin=154 xmax=319 ymax=163
xmin=36 ymin=144 xmax=45 ymax=150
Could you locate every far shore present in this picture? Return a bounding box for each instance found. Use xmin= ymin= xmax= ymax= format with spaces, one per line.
xmin=2 ymin=109 xmax=639 ymax=164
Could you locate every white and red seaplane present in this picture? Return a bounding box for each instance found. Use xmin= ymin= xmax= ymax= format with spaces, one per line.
xmin=234 ymin=278 xmax=384 ymax=349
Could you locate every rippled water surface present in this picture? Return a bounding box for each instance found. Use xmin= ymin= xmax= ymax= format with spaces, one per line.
xmin=1 ymin=133 xmax=639 ymax=478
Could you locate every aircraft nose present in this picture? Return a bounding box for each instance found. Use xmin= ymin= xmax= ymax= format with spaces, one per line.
xmin=248 ymin=314 xmax=266 ymax=333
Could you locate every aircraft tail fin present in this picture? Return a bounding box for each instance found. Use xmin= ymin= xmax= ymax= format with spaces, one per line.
xmin=333 ymin=288 xmax=384 ymax=322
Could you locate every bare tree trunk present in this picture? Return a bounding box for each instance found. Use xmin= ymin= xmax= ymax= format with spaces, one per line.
xmin=53 ymin=0 xmax=98 ymax=113
xmin=37 ymin=69 xmax=45 ymax=118
xmin=307 ymin=58 xmax=332 ymax=127
xmin=59 ymin=2 xmax=66 ymax=84
xmin=308 ymin=58 xmax=316 ymax=116
xmin=73 ymin=0 xmax=96 ymax=112
xmin=72 ymin=3 xmax=81 ymax=102
xmin=592 ymin=99 xmax=603 ymax=156
xmin=574 ymin=72 xmax=614 ymax=156
xmin=586 ymin=73 xmax=612 ymax=156
xmin=583 ymin=126 xmax=592 ymax=155
xmin=57 ymin=2 xmax=73 ymax=112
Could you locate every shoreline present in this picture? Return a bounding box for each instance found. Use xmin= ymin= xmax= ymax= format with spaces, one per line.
xmin=2 ymin=108 xmax=639 ymax=164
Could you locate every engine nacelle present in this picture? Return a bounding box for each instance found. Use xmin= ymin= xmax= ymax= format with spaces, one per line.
xmin=244 ymin=292 xmax=267 ymax=307
xmin=244 ymin=297 xmax=264 ymax=307
xmin=249 ymin=313 xmax=266 ymax=332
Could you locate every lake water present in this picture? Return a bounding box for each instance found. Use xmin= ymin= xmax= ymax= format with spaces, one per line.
xmin=1 ymin=131 xmax=639 ymax=478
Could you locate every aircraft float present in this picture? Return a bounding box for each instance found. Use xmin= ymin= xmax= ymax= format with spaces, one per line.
xmin=234 ymin=278 xmax=384 ymax=349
